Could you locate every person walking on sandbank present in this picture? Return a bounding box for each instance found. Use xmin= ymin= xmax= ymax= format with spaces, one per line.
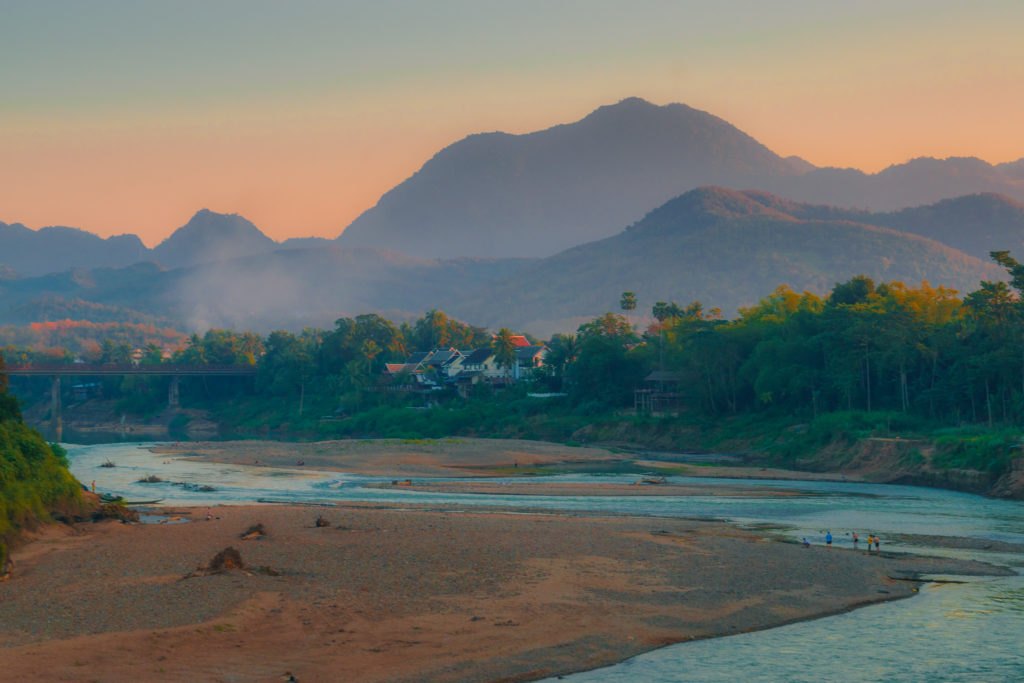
xmin=825 ymin=531 xmax=832 ymax=548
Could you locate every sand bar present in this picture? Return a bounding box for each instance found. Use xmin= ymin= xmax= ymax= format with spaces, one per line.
xmin=151 ymin=439 xmax=878 ymax=486
xmin=0 ymin=502 xmax=1006 ymax=682
xmin=150 ymin=438 xmax=628 ymax=478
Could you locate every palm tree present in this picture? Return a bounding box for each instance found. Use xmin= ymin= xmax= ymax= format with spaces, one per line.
xmin=620 ymin=291 xmax=637 ymax=329
xmin=546 ymin=334 xmax=577 ymax=391
xmin=492 ymin=328 xmax=517 ymax=381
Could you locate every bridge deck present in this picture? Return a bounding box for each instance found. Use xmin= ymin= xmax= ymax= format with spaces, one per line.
xmin=4 ymin=364 xmax=257 ymax=376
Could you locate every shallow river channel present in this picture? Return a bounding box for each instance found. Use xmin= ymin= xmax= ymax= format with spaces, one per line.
xmin=68 ymin=442 xmax=1024 ymax=681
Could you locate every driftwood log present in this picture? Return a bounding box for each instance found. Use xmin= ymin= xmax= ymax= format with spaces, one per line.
xmin=240 ymin=523 xmax=267 ymax=540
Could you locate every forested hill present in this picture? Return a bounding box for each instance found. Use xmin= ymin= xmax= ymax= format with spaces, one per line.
xmin=0 ymin=222 xmax=148 ymax=277
xmin=736 ymin=191 xmax=1024 ymax=261
xmin=450 ymin=187 xmax=1003 ymax=333
xmin=0 ymin=210 xmax=293 ymax=277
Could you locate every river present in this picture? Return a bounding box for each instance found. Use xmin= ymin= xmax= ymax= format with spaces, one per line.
xmin=67 ymin=442 xmax=1024 ymax=681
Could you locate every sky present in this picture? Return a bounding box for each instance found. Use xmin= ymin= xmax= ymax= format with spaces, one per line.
xmin=3 ymin=0 xmax=1024 ymax=246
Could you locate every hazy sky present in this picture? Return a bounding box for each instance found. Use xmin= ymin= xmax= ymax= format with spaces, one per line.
xmin=3 ymin=1 xmax=1023 ymax=245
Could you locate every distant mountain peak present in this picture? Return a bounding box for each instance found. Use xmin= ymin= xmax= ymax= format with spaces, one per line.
xmin=631 ymin=186 xmax=796 ymax=235
xmin=585 ymin=96 xmax=660 ymax=115
xmin=179 ymin=208 xmax=255 ymax=230
xmin=617 ymin=96 xmax=653 ymax=106
xmin=0 ymin=220 xmax=149 ymax=277
xmin=151 ymin=209 xmax=277 ymax=269
xmin=578 ymin=97 xmax=722 ymax=131
xmin=337 ymin=98 xmax=798 ymax=258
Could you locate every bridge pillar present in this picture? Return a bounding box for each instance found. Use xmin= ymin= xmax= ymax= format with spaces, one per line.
xmin=50 ymin=375 xmax=62 ymax=442
xmin=169 ymin=375 xmax=180 ymax=408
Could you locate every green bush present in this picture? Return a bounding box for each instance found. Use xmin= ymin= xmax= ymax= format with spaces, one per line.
xmin=931 ymin=431 xmax=1018 ymax=475
xmin=0 ymin=422 xmax=83 ymax=546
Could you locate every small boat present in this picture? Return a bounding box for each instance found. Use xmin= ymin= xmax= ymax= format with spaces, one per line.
xmin=124 ymin=499 xmax=164 ymax=505
xmin=99 ymin=493 xmax=124 ymax=503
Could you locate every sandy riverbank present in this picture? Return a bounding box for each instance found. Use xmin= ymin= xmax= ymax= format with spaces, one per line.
xmin=150 ymin=438 xmax=896 ymax=488
xmin=150 ymin=438 xmax=630 ymax=478
xmin=0 ymin=503 xmax=1007 ymax=682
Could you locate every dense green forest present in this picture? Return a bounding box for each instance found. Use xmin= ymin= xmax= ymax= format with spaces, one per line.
xmin=5 ymin=253 xmax=1024 ymax=487
xmin=0 ymin=355 xmax=83 ymax=571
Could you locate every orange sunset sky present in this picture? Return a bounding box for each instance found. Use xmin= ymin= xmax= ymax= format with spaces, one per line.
xmin=3 ymin=1 xmax=1023 ymax=246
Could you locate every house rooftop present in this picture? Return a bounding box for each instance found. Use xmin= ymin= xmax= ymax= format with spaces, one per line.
xmin=404 ymin=351 xmax=430 ymax=365
xmin=515 ymin=345 xmax=547 ymax=359
xmin=385 ymin=362 xmax=423 ymax=375
xmin=462 ymin=348 xmax=494 ymax=364
xmin=425 ymin=347 xmax=462 ymax=365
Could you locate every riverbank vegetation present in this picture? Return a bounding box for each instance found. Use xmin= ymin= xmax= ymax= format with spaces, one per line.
xmin=0 ymin=356 xmax=84 ymax=571
xmin=5 ymin=253 xmax=1024 ymax=495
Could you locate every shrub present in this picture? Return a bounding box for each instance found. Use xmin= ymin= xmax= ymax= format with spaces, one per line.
xmin=0 ymin=421 xmax=83 ymax=549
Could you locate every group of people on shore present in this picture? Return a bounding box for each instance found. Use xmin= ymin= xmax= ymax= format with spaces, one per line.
xmin=801 ymin=531 xmax=880 ymax=552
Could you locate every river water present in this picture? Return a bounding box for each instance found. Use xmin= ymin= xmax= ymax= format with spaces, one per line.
xmin=67 ymin=442 xmax=1024 ymax=681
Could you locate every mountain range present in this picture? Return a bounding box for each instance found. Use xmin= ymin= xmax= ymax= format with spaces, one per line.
xmin=449 ymin=187 xmax=1005 ymax=332
xmin=336 ymin=98 xmax=1024 ymax=259
xmin=0 ymin=187 xmax=1014 ymax=336
xmin=337 ymin=97 xmax=802 ymax=258
xmin=0 ymin=222 xmax=148 ymax=277
xmin=2 ymin=97 xmax=1024 ymax=335
xmin=0 ymin=211 xmax=318 ymax=278
xmin=4 ymin=97 xmax=1024 ymax=276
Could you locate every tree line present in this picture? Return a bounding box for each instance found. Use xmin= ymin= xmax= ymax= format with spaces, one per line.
xmin=629 ymin=252 xmax=1024 ymax=425
xmin=4 ymin=253 xmax=1024 ymax=430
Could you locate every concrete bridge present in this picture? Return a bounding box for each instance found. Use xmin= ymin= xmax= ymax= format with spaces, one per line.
xmin=4 ymin=364 xmax=257 ymax=439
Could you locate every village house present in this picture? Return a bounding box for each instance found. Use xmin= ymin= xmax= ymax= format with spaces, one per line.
xmin=633 ymin=370 xmax=684 ymax=413
xmin=383 ymin=348 xmax=466 ymax=389
xmin=513 ymin=345 xmax=548 ymax=380
xmin=422 ymin=348 xmax=464 ymax=376
xmin=383 ymin=340 xmax=549 ymax=396
xmin=457 ymin=348 xmax=504 ymax=379
xmin=383 ymin=351 xmax=437 ymax=389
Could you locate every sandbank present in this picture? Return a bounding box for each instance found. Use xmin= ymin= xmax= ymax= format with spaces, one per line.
xmin=150 ymin=437 xmax=627 ymax=478
xmin=0 ymin=503 xmax=1005 ymax=682
xmin=151 ymin=438 xmax=876 ymax=486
